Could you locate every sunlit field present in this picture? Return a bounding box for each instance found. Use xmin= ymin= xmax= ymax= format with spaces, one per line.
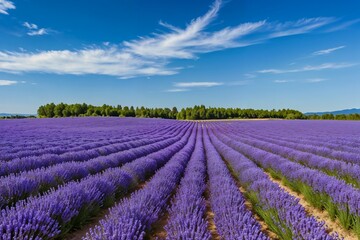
xmin=1 ymin=118 xmax=359 ymax=239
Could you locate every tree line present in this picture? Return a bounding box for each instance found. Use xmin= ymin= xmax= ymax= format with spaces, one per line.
xmin=37 ymin=103 xmax=307 ymax=120
xmin=306 ymin=113 xmax=360 ymax=121
xmin=0 ymin=115 xmax=36 ymax=120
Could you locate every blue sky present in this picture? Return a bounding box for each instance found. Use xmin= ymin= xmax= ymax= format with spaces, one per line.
xmin=0 ymin=0 xmax=359 ymax=113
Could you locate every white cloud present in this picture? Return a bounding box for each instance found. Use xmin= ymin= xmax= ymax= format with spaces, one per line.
xmin=269 ymin=17 xmax=336 ymax=38
xmin=0 ymin=1 xmax=345 ymax=79
xmin=28 ymin=28 xmax=49 ymax=36
xmin=166 ymin=81 xmax=223 ymax=92
xmin=227 ymin=80 xmax=250 ymax=86
xmin=0 ymin=80 xmax=17 ymax=86
xmin=23 ymin=22 xmax=38 ymax=30
xmin=273 ymin=79 xmax=294 ymax=83
xmin=326 ymin=19 xmax=360 ymax=32
xmin=166 ymin=88 xmax=189 ymax=92
xmin=0 ymin=0 xmax=15 ymax=15
xmin=306 ymin=78 xmax=327 ymax=83
xmin=124 ymin=1 xmax=265 ymax=59
xmin=0 ymin=48 xmax=177 ymax=78
xmin=174 ymin=82 xmax=223 ymax=88
xmin=244 ymin=73 xmax=256 ymax=78
xmin=23 ymin=22 xmax=50 ymax=36
xmin=312 ymin=46 xmax=345 ymax=56
xmin=259 ymin=62 xmax=357 ymax=74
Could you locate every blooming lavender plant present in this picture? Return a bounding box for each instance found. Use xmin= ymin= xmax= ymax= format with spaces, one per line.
xmin=208 ymin=128 xmax=340 ymax=240
xmin=212 ymin=125 xmax=360 ymax=236
xmin=164 ymin=127 xmax=211 ymax=240
xmin=203 ymin=127 xmax=269 ymax=240
xmin=83 ymin=125 xmax=197 ymax=240
xmin=0 ymin=121 xmax=195 ymax=239
xmin=0 ymin=124 xmax=188 ymax=209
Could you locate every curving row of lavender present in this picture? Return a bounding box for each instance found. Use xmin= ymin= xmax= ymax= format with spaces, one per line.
xmin=207 ymin=128 xmax=339 ymax=239
xmin=217 ymin=125 xmax=360 ymax=187
xmin=0 ymin=123 xmax=190 ymax=209
xmin=0 ymin=118 xmax=359 ymax=239
xmin=0 ymin=117 xmax=167 ymax=160
xmin=209 ymin=120 xmax=360 ymax=237
xmin=1 ymin=119 xmax=195 ymax=239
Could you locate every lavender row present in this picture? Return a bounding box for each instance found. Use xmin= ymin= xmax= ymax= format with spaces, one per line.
xmin=0 ymin=121 xmax=181 ymax=161
xmin=164 ymin=127 xmax=211 ymax=240
xmin=0 ymin=117 xmax=179 ymax=159
xmin=1 ymin=134 xmax=145 ymax=163
xmin=0 ymin=123 xmax=195 ymax=239
xmin=222 ymin=120 xmax=360 ymax=149
xmin=237 ymin=128 xmax=360 ymax=165
xmin=208 ymin=128 xmax=338 ymax=240
xmin=242 ymin=128 xmax=360 ymax=157
xmin=83 ymin=125 xmax=197 ymax=240
xmin=220 ymin=128 xmax=360 ymax=187
xmin=0 ymin=121 xmax=181 ymax=163
xmin=0 ymin=123 xmax=190 ymax=209
xmin=225 ymin=120 xmax=360 ymax=153
xmin=0 ymin=134 xmax=160 ymax=177
xmin=0 ymin=122 xmax=189 ymax=177
xmin=203 ymin=127 xmax=268 ymax=239
xmin=213 ymin=127 xmax=360 ymax=236
xmin=0 ymin=131 xmax=144 ymax=162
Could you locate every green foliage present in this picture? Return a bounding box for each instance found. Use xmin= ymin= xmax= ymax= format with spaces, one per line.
xmin=273 ymin=170 xmax=360 ymax=237
xmin=0 ymin=115 xmax=36 ymax=119
xmin=37 ymin=103 xmax=307 ymax=120
xmin=246 ymin=191 xmax=293 ymax=239
xmin=37 ymin=103 xmax=359 ymax=120
xmin=307 ymin=113 xmax=360 ymax=120
xmin=175 ymin=105 xmax=306 ymax=120
xmin=37 ymin=103 xmax=178 ymax=119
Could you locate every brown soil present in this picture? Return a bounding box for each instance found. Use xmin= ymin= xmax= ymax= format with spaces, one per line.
xmin=223 ymin=161 xmax=278 ymax=239
xmin=236 ymin=184 xmax=279 ymax=239
xmin=204 ymin=185 xmax=221 ymax=240
xmin=264 ymin=172 xmax=357 ymax=240
xmin=147 ymin=211 xmax=169 ymax=240
xmin=64 ymin=182 xmax=147 ymax=240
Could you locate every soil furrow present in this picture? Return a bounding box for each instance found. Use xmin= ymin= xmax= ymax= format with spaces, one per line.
xmin=264 ymin=172 xmax=357 ymax=240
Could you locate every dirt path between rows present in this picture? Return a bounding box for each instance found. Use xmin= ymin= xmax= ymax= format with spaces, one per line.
xmin=147 ymin=211 xmax=169 ymax=240
xmin=223 ymin=161 xmax=279 ymax=239
xmin=264 ymin=172 xmax=357 ymax=240
xmin=236 ymin=184 xmax=279 ymax=239
xmin=204 ymin=186 xmax=221 ymax=240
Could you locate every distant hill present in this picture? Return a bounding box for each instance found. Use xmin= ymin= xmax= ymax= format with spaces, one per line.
xmin=305 ymin=108 xmax=360 ymax=116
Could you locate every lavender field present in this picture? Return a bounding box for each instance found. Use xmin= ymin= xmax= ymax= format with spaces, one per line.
xmin=1 ymin=118 xmax=360 ymax=240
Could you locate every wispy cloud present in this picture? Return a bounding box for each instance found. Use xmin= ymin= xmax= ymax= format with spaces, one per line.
xmin=0 ymin=48 xmax=177 ymax=78
xmin=269 ymin=17 xmax=336 ymax=38
xmin=174 ymin=82 xmax=223 ymax=88
xmin=23 ymin=22 xmax=38 ymax=30
xmin=166 ymin=81 xmax=223 ymax=92
xmin=244 ymin=73 xmax=256 ymax=79
xmin=306 ymin=78 xmax=327 ymax=83
xmin=312 ymin=46 xmax=345 ymax=56
xmin=23 ymin=22 xmax=50 ymax=36
xmin=0 ymin=79 xmax=17 ymax=86
xmin=0 ymin=0 xmax=15 ymax=15
xmin=273 ymin=79 xmax=294 ymax=83
xmin=259 ymin=62 xmax=357 ymax=74
xmin=124 ymin=0 xmax=266 ymax=59
xmin=165 ymin=88 xmax=189 ymax=92
xmin=227 ymin=80 xmax=250 ymax=86
xmin=326 ymin=19 xmax=360 ymax=32
xmin=0 ymin=1 xmax=348 ymax=79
